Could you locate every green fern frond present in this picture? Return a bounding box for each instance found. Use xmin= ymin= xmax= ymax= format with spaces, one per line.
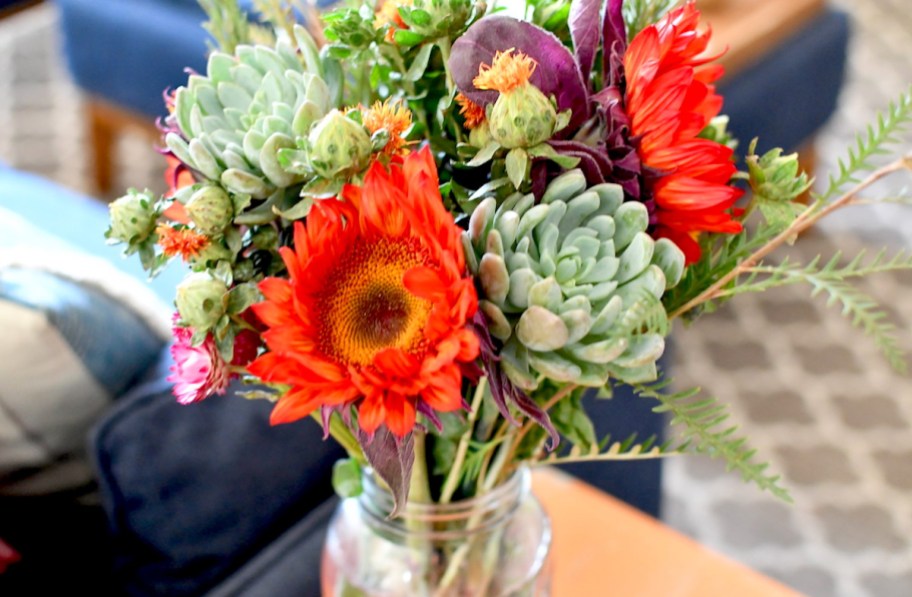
xmin=539 ymin=432 xmax=683 ymax=465
xmin=819 ymin=85 xmax=912 ymax=202
xmin=634 ymin=382 xmax=793 ymax=502
xmin=720 ymin=254 xmax=910 ymax=373
xmin=612 ymin=287 xmax=670 ymax=339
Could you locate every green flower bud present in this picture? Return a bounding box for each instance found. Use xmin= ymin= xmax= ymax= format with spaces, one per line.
xmin=400 ymin=0 xmax=475 ymax=38
xmin=186 ymin=185 xmax=234 ymax=236
xmin=468 ymin=121 xmax=493 ymax=148
xmin=488 ymin=85 xmax=557 ymax=149
xmin=108 ymin=189 xmax=157 ymax=244
xmin=307 ymin=109 xmax=372 ymax=179
xmin=175 ymin=272 xmax=228 ymax=332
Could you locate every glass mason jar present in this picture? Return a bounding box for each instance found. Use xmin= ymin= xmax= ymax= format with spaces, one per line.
xmin=321 ymin=467 xmax=552 ymax=596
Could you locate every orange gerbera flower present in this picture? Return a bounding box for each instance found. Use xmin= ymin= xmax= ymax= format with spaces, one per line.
xmin=247 ymin=147 xmax=480 ymax=437
xmin=156 ymin=224 xmax=209 ymax=260
xmin=624 ymin=2 xmax=742 ymax=262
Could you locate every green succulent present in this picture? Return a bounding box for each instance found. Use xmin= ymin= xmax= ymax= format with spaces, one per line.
xmin=165 ymin=28 xmax=331 ymax=200
xmin=464 ymin=169 xmax=686 ymax=390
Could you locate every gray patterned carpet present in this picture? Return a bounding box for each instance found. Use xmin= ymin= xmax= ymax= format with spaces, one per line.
xmin=1 ymin=3 xmax=911 ymax=596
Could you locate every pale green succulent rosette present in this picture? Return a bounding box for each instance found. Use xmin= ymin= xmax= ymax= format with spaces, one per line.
xmin=464 ymin=169 xmax=686 ymax=391
xmin=165 ymin=29 xmax=331 ymax=200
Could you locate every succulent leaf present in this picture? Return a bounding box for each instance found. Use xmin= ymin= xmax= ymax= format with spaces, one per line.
xmin=465 ymin=169 xmax=684 ymax=390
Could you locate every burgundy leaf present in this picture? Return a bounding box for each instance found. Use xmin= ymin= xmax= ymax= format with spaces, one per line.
xmin=470 ymin=311 xmax=560 ymax=450
xmin=602 ymin=0 xmax=627 ymax=61
xmin=569 ymin=0 xmax=605 ymax=83
xmin=359 ymin=428 xmax=414 ymax=517
xmin=449 ymin=15 xmax=590 ymax=132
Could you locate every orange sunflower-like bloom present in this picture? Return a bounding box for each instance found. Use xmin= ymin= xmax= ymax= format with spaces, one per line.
xmin=156 ymin=224 xmax=209 ymax=260
xmin=247 ymin=146 xmax=480 ymax=437
xmin=624 ymin=2 xmax=743 ymax=262
xmin=363 ymin=98 xmax=413 ymax=155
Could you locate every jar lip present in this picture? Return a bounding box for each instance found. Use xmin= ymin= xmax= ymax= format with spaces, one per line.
xmin=360 ymin=465 xmax=531 ymax=521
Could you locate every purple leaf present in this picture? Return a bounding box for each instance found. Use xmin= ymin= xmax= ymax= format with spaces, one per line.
xmin=602 ymin=0 xmax=627 ymax=84
xmin=569 ymin=0 xmax=605 ymax=83
xmin=449 ymin=15 xmax=590 ymax=133
xmin=470 ymin=311 xmax=560 ymax=450
xmin=359 ymin=428 xmax=414 ymax=518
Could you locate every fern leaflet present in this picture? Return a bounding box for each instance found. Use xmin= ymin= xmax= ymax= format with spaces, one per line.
xmin=634 ymin=381 xmax=793 ymax=503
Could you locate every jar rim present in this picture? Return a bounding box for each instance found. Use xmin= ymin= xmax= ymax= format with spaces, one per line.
xmin=359 ymin=466 xmax=531 ymax=537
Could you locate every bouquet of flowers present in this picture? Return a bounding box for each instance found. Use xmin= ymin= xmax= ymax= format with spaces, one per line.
xmin=106 ymin=0 xmax=912 ymax=593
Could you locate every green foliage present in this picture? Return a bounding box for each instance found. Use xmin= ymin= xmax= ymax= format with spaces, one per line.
xmin=635 ymin=382 xmax=793 ymax=503
xmin=622 ymin=0 xmax=675 ymax=39
xmin=745 ymin=140 xmax=813 ymax=233
xmin=662 ymin=223 xmax=780 ymax=319
xmin=819 ymin=85 xmax=912 ymax=202
xmin=722 ymin=250 xmax=912 ymax=373
xmin=199 ymin=0 xmax=272 ymax=52
xmin=524 ymin=0 xmax=572 ymax=37
xmin=540 ymin=430 xmax=679 ymax=465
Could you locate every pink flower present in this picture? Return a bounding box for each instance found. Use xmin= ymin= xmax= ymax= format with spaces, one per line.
xmin=0 ymin=538 xmax=21 ymax=574
xmin=168 ymin=318 xmax=233 ymax=405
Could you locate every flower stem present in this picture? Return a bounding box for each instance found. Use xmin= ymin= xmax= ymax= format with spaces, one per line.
xmin=309 ymin=411 xmax=366 ymax=464
xmin=439 ymin=377 xmax=488 ymax=504
xmin=410 ymin=430 xmax=433 ymax=504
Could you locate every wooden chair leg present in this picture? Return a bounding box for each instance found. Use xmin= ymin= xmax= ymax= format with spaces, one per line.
xmin=88 ymin=101 xmax=115 ymax=195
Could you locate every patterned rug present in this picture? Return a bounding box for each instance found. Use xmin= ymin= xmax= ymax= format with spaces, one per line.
xmin=1 ymin=3 xmax=910 ymax=596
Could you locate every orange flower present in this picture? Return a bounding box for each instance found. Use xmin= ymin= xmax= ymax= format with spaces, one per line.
xmin=624 ymin=2 xmax=742 ymax=262
xmin=363 ymin=98 xmax=413 ymax=155
xmin=247 ymin=147 xmax=480 ymax=437
xmin=375 ymin=0 xmax=411 ymax=43
xmin=455 ymin=93 xmax=486 ymax=130
xmin=472 ymin=48 xmax=537 ymax=94
xmin=156 ymin=224 xmax=209 ymax=260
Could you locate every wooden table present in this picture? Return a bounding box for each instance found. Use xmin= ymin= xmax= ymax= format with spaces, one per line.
xmin=533 ymin=469 xmax=802 ymax=597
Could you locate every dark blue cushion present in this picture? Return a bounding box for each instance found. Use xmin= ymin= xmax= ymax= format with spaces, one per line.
xmin=91 ymin=366 xmax=346 ymax=597
xmin=720 ymin=8 xmax=851 ymax=152
xmin=56 ymin=0 xmax=212 ymax=118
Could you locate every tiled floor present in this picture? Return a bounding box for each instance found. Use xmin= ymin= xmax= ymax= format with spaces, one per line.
xmin=1 ymin=3 xmax=910 ymax=596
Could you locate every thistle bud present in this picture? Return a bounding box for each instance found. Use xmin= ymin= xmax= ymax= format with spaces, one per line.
xmin=468 ymin=121 xmax=493 ymax=148
xmin=108 ymin=189 xmax=157 ymax=244
xmin=175 ymin=272 xmax=228 ymax=332
xmin=400 ymin=0 xmax=474 ymax=38
xmin=186 ymin=185 xmax=234 ymax=236
xmin=488 ymin=85 xmax=557 ymax=149
xmin=307 ymin=109 xmax=372 ymax=179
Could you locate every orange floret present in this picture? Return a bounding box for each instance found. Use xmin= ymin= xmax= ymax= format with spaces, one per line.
xmin=472 ymin=49 xmax=537 ymax=95
xmin=157 ymin=224 xmax=209 ymax=260
xmin=363 ymin=98 xmax=413 ymax=155
xmin=455 ymin=93 xmax=487 ymax=129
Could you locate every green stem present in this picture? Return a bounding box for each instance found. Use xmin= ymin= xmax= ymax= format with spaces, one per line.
xmin=309 ymin=411 xmax=365 ymax=464
xmin=410 ymin=430 xmax=432 ymax=504
xmin=439 ymin=377 xmax=488 ymax=504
